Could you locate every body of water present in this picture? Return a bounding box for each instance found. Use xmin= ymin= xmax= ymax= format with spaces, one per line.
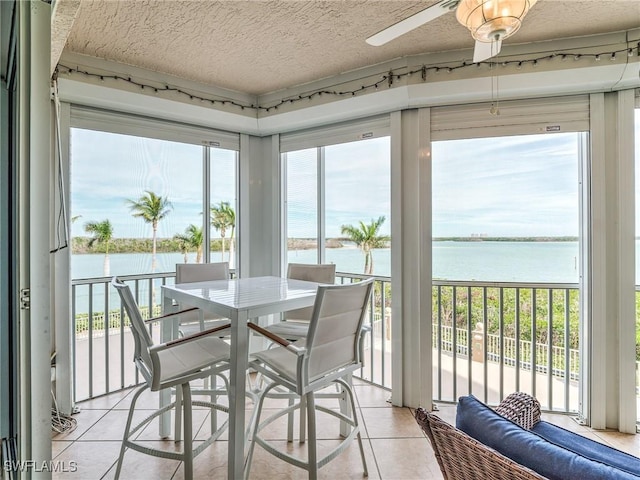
xmin=76 ymin=240 xmax=632 ymax=315
xmin=72 ymin=241 xmax=585 ymax=283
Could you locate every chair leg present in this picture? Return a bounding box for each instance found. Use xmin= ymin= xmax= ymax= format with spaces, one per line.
xmin=114 ymin=384 xmax=147 ymax=479
xmin=299 ymin=394 xmax=306 ymax=444
xmin=305 ymin=392 xmax=318 ymax=480
xmin=244 ymin=384 xmax=273 ymax=480
xmin=341 ymin=379 xmax=368 ymax=477
xmin=286 ymin=396 xmax=295 ymax=442
xmin=339 ymin=372 xmax=352 ymax=438
xmin=181 ymin=383 xmax=194 ymax=480
xmin=210 ymin=372 xmax=218 ymax=433
xmin=175 ymin=385 xmax=183 ymax=443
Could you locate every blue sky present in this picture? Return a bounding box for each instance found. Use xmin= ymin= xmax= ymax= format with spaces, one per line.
xmin=72 ymin=116 xmax=640 ymax=240
xmin=70 ymin=128 xmax=236 ymax=239
xmin=432 ymin=132 xmax=580 ymax=237
xmin=285 ymin=138 xmax=392 ymax=238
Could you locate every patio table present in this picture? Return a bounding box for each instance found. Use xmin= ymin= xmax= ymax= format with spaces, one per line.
xmin=161 ymin=275 xmax=320 ymax=479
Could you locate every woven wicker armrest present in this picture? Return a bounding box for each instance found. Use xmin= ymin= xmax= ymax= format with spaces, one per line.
xmin=494 ymin=392 xmax=542 ymax=430
xmin=414 ymin=408 xmax=546 ymax=480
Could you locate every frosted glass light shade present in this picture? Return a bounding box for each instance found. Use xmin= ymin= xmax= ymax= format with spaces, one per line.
xmin=456 ymin=0 xmax=538 ymax=43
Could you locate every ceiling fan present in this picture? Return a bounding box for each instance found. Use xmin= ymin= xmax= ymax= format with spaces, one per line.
xmin=366 ymin=0 xmax=539 ymax=63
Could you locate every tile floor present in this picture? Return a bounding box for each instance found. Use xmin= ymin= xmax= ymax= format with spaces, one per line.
xmin=51 ymin=379 xmax=640 ymax=480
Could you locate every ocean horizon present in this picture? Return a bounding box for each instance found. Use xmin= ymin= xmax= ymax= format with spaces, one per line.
xmin=71 ymin=240 xmax=590 ymax=283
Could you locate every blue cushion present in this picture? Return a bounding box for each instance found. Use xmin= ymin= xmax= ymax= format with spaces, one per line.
xmin=456 ymin=395 xmax=640 ymax=480
xmin=533 ymin=421 xmax=640 ymax=477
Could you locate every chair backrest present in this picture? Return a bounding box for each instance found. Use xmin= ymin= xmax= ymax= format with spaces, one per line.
xmin=111 ymin=277 xmax=154 ymax=384
xmin=303 ymin=278 xmax=373 ymax=382
xmin=176 ymin=262 xmax=229 ymax=284
xmin=284 ymin=263 xmax=336 ymax=322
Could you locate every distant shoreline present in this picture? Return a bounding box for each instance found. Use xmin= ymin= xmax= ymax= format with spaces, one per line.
xmin=72 ymin=236 xmax=583 ymax=255
xmin=433 ymin=236 xmax=579 ymax=242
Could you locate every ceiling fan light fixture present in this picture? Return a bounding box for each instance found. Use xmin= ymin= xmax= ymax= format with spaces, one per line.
xmin=456 ymin=0 xmax=538 ymax=43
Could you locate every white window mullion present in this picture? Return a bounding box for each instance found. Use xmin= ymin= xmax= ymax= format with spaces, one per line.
xmin=203 ymin=146 xmax=211 ymax=263
xmin=280 ymin=151 xmax=289 ymax=275
xmin=318 ymin=147 xmax=326 ymax=264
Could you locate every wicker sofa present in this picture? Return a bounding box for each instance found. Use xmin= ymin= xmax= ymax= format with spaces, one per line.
xmin=415 ymin=393 xmax=640 ymax=480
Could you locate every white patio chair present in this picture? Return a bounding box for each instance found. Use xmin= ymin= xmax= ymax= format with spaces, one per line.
xmin=261 ymin=263 xmax=371 ymax=443
xmin=258 ymin=263 xmax=336 ymax=440
xmin=175 ymin=261 xmax=231 ymax=337
xmin=111 ymin=277 xmax=231 ymax=480
xmin=245 ymin=278 xmax=374 ymax=480
xmin=263 ymin=263 xmax=336 ymax=340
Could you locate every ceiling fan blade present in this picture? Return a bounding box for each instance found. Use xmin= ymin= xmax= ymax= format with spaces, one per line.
xmin=366 ymin=0 xmax=459 ymax=47
xmin=473 ymin=39 xmax=502 ymax=63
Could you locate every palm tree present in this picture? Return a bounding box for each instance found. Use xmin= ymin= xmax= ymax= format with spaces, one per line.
xmin=127 ymin=191 xmax=173 ymax=271
xmin=340 ymin=216 xmax=389 ymax=275
xmin=174 ymin=235 xmax=190 ymax=263
xmin=174 ymin=224 xmax=204 ymax=263
xmin=84 ymin=219 xmax=113 ymax=276
xmin=210 ymin=201 xmax=236 ymax=267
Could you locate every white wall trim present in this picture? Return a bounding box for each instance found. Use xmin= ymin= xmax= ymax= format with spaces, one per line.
xmin=57 ymin=59 xmax=639 ymax=138
xmin=616 ymin=89 xmax=637 ymax=433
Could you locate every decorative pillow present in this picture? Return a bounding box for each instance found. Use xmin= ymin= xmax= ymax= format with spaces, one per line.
xmin=494 ymin=391 xmax=541 ymax=429
xmin=456 ymin=395 xmax=640 ymax=480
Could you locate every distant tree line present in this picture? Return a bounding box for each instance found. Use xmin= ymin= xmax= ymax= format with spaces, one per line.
xmin=79 ymin=189 xmax=390 ymax=276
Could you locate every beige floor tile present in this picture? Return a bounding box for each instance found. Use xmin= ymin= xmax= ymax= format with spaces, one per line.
xmin=101 ymin=441 xmax=182 ymax=480
xmin=51 ymin=440 xmax=73 ymax=459
xmin=78 ymin=408 xmax=153 ymax=441
xmin=112 ymin=387 xmax=164 ymax=411
xmin=50 ymin=384 xmax=640 ymax=480
xmin=370 ymin=437 xmax=443 ymax=480
xmin=242 ymin=439 xmax=376 ymax=480
xmin=595 ymin=430 xmax=640 ymax=456
xmin=135 ymin=407 xmax=211 ymax=442
xmin=76 ymin=389 xmax=133 ymax=410
xmin=354 ymin=384 xmax=392 ymax=408
xmin=360 ymin=406 xmax=424 ymax=439
xmin=51 ymin=441 xmax=121 ymax=480
xmin=253 ymin=406 xmax=361 ymax=441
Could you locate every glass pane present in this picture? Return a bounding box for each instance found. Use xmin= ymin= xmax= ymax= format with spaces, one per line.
xmin=70 ymin=128 xmax=203 ymax=278
xmin=285 ymin=148 xmax=318 ymax=264
xmin=432 ymin=133 xmax=581 ymax=412
xmin=325 ymin=137 xmax=391 ymax=276
xmin=433 ymin=134 xmax=579 ymax=283
xmin=210 ymin=147 xmax=238 ymax=270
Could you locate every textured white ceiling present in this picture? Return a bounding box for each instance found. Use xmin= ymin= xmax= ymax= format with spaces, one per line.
xmin=60 ymin=0 xmax=640 ymax=96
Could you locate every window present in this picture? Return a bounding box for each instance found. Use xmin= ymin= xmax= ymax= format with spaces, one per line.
xmin=209 ymin=146 xmax=238 ymax=269
xmin=70 ymin=128 xmax=204 ymax=277
xmin=70 ymin=129 xmax=239 ymax=278
xmin=283 ymin=137 xmax=391 ymax=276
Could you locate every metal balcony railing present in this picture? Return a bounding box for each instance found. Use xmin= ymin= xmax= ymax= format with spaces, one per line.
xmin=70 ymin=273 xmax=583 ymax=413
xmin=70 ymin=271 xmax=392 ymax=402
xmin=432 ymin=280 xmax=580 ymax=413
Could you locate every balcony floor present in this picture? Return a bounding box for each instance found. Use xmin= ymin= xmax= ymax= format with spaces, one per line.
xmin=51 ymin=380 xmax=640 ymax=479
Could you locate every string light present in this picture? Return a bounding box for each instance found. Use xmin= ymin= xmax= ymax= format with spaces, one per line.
xmin=56 ymin=44 xmax=635 ymax=112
